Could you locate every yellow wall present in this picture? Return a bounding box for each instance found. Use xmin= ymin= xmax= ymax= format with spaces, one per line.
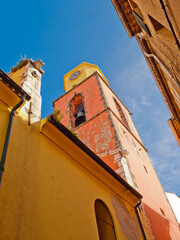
xmin=0 ymin=102 xmax=10 ymax=161
xmin=0 ymin=103 xmax=141 ymax=240
xmin=8 ymin=66 xmax=26 ymax=86
xmin=0 ymin=95 xmax=144 ymax=240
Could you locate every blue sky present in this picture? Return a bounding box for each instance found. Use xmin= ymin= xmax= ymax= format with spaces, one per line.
xmin=1 ymin=0 xmax=179 ymax=195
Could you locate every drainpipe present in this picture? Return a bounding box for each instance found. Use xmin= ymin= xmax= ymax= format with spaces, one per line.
xmin=143 ymin=51 xmax=180 ymax=90
xmin=137 ymin=33 xmax=180 ymax=90
xmin=0 ymin=95 xmax=25 ymax=189
xmin=135 ymin=200 xmax=147 ymax=240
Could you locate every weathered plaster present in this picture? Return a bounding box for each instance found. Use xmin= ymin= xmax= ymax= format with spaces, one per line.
xmin=111 ymin=193 xmax=141 ymax=240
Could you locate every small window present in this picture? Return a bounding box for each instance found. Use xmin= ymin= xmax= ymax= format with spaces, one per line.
xmin=148 ymin=15 xmax=164 ymax=31
xmin=132 ymin=10 xmax=151 ymax=37
xmin=70 ymin=94 xmax=86 ymax=128
xmin=95 ymin=200 xmax=117 ymax=240
xmin=160 ymin=208 xmax=166 ymax=217
xmin=143 ymin=165 xmax=148 ymax=174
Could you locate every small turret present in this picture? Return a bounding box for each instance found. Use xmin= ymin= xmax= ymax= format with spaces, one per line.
xmin=9 ymin=59 xmax=44 ymax=122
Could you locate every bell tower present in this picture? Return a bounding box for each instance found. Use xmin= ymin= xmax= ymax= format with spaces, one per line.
xmin=62 ymin=63 xmax=109 ymax=129
xmin=53 ymin=62 xmax=180 ymax=240
xmin=54 ymin=62 xmax=141 ymax=187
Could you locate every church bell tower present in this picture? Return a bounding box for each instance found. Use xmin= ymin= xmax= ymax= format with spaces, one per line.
xmin=53 ymin=62 xmax=179 ymax=240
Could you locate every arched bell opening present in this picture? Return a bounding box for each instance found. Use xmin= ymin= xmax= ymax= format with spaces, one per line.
xmin=70 ymin=94 xmax=86 ymax=128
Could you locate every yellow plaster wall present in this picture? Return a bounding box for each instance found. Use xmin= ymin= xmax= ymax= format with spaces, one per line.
xmin=8 ymin=66 xmax=26 ymax=86
xmin=0 ymin=101 xmax=10 ymax=161
xmin=0 ymin=104 xmax=143 ymax=240
xmin=0 ymin=81 xmax=24 ymax=109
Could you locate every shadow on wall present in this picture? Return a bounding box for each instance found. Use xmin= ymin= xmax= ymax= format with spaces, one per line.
xmin=143 ymin=203 xmax=171 ymax=240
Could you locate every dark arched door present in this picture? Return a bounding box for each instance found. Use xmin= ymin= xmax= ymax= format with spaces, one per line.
xmin=95 ymin=200 xmax=117 ymax=240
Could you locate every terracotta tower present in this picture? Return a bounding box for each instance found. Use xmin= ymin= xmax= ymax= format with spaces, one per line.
xmin=53 ymin=63 xmax=180 ymax=240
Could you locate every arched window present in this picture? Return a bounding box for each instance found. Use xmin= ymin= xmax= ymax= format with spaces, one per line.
xmin=95 ymin=200 xmax=117 ymax=240
xmin=113 ymin=98 xmax=130 ymax=129
xmin=70 ymin=94 xmax=86 ymax=128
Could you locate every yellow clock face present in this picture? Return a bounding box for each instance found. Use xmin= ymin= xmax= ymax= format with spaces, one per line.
xmin=70 ymin=71 xmax=80 ymax=80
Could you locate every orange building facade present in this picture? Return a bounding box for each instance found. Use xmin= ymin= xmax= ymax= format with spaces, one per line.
xmin=111 ymin=0 xmax=180 ymax=146
xmin=54 ymin=63 xmax=180 ymax=239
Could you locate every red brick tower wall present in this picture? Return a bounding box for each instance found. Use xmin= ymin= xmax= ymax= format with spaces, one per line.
xmin=54 ymin=72 xmax=180 ymax=240
xmin=54 ymin=75 xmax=105 ymax=127
xmin=54 ymin=73 xmax=120 ymax=171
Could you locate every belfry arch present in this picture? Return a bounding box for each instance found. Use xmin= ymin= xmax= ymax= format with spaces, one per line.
xmin=69 ymin=93 xmax=86 ymax=128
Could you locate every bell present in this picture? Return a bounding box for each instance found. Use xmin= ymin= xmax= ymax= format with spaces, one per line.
xmin=77 ymin=111 xmax=85 ymax=118
xmin=75 ymin=111 xmax=86 ymax=127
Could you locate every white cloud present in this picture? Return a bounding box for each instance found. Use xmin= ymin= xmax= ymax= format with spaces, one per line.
xmin=141 ymin=95 xmax=152 ymax=106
